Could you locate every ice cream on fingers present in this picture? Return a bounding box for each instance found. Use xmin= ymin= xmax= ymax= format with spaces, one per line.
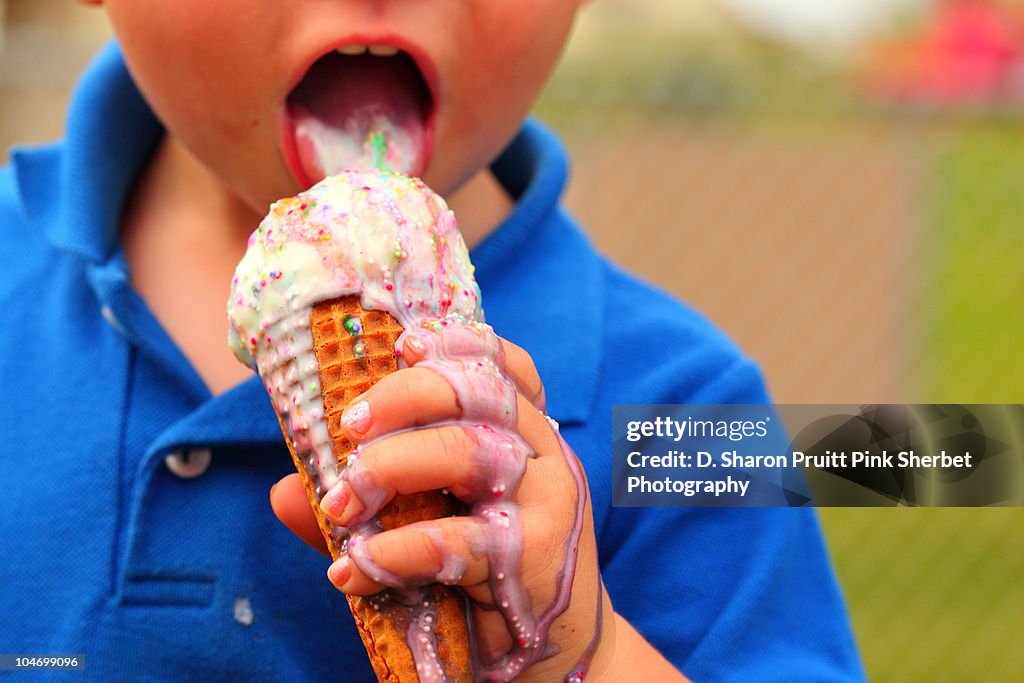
xmin=227 ymin=171 xmax=593 ymax=683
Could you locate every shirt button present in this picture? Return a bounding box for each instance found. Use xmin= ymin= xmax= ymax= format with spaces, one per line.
xmin=165 ymin=449 xmax=213 ymax=479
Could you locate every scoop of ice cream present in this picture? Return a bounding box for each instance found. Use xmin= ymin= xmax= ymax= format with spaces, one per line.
xmin=227 ymin=170 xmax=482 ymax=369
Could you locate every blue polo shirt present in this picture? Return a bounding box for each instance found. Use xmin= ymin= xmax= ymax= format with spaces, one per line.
xmin=0 ymin=44 xmax=863 ymax=681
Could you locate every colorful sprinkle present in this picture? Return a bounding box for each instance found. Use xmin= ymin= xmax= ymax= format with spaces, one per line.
xmin=342 ymin=315 xmax=363 ymax=336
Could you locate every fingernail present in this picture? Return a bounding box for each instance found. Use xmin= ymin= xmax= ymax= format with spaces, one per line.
xmin=340 ymin=400 xmax=372 ymax=437
xmin=327 ymin=556 xmax=351 ymax=591
xmin=403 ymin=335 xmax=427 ymax=358
xmin=320 ymin=483 xmax=364 ymax=525
xmin=321 ymin=483 xmax=349 ymax=519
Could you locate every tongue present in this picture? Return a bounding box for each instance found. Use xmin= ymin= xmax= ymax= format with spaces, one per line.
xmin=287 ymin=52 xmax=430 ymax=183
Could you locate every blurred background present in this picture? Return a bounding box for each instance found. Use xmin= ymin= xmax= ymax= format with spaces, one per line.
xmin=2 ymin=0 xmax=1022 ymax=679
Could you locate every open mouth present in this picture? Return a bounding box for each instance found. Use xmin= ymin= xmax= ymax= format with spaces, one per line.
xmin=284 ymin=45 xmax=434 ymax=187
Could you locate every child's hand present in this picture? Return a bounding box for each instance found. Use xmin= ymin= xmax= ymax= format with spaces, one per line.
xmin=271 ymin=335 xmax=613 ymax=682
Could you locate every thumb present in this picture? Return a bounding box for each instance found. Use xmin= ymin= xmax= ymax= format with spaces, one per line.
xmin=270 ymin=473 xmax=331 ymax=557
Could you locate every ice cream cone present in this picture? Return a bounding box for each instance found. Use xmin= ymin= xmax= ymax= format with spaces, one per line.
xmin=266 ymin=295 xmax=472 ymax=683
xmin=228 ymin=171 xmax=486 ymax=682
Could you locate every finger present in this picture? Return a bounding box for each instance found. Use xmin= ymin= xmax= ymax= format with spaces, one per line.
xmin=472 ymin=605 xmax=515 ymax=666
xmin=337 ymin=367 xmax=459 ymax=442
xmin=323 ymin=419 xmax=547 ymax=526
xmin=494 ymin=339 xmax=545 ymax=412
xmin=338 ymin=365 xmax=550 ymax=450
xmin=323 ymin=392 xmax=565 ymax=529
xmin=513 ymin=392 xmax=563 ymax=461
xmin=327 ymin=517 xmax=491 ymax=596
xmin=402 ymin=334 xmax=545 ymax=412
xmin=270 ymin=473 xmax=330 ymax=557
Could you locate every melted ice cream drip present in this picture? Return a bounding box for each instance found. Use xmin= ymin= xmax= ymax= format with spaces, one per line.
xmin=565 ymin=580 xmax=604 ymax=683
xmin=294 ymin=112 xmax=422 ymax=176
xmin=227 ymin=171 xmax=595 ymax=682
xmin=228 ymin=171 xmax=481 ymax=365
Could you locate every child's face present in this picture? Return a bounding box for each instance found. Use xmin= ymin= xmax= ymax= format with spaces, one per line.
xmin=98 ymin=0 xmax=583 ymax=210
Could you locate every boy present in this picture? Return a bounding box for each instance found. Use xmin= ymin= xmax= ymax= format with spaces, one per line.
xmin=0 ymin=0 xmax=863 ymax=680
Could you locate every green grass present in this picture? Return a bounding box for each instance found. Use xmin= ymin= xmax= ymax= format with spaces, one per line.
xmin=819 ymin=508 xmax=1024 ymax=682
xmin=923 ymin=124 xmax=1024 ymax=401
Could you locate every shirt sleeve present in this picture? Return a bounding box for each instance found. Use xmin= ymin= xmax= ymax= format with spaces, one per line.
xmin=598 ymin=359 xmax=866 ymax=682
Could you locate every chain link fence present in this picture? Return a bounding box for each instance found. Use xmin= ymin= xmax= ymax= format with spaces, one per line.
xmin=3 ymin=0 xmax=1023 ymax=680
xmin=538 ymin=3 xmax=1024 ymax=680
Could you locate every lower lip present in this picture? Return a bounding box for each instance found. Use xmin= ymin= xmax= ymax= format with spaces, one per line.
xmin=281 ymin=101 xmax=435 ymax=189
xmin=281 ymin=108 xmax=316 ymax=190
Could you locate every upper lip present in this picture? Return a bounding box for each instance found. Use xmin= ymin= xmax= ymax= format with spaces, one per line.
xmin=286 ymin=33 xmax=440 ymax=114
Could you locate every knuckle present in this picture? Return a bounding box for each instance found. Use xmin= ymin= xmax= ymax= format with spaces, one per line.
xmin=557 ymin=463 xmax=583 ymax=506
xmin=353 ymin=446 xmax=382 ymax=475
xmin=532 ymin=460 xmax=581 ymax=512
xmin=351 ymin=447 xmax=389 ymax=488
xmin=502 ymin=339 xmax=528 ymax=366
xmin=404 ymin=368 xmax=452 ymax=423
xmin=434 ymin=423 xmax=464 ymax=455
xmin=438 ymin=522 xmax=465 ymax=555
xmin=369 ymin=528 xmax=435 ymax=574
xmin=510 ymin=342 xmax=540 ymax=374
xmin=417 ymin=527 xmax=449 ymax=572
xmin=365 ymin=534 xmax=390 ymax=567
xmin=456 ymin=423 xmax=482 ymax=455
xmin=384 ymin=366 xmax=427 ymax=406
xmin=532 ymin=384 xmax=546 ymax=411
xmin=434 ymin=425 xmax=475 ymax=471
xmin=521 ymin=523 xmax=562 ymax=587
xmin=401 ymin=367 xmax=433 ymax=404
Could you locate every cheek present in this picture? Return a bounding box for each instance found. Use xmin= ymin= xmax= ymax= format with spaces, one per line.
xmin=426 ymin=1 xmax=577 ymax=193
xmin=465 ymin=2 xmax=577 ymax=113
xmin=110 ymin=3 xmax=268 ymax=125
xmin=105 ymin=0 xmax=298 ymax=208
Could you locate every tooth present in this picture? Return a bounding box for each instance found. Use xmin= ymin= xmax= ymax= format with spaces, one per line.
xmin=337 ymin=45 xmax=368 ymax=55
xmin=368 ymin=45 xmax=399 ymax=57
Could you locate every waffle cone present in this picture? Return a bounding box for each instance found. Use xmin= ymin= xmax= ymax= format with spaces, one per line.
xmin=273 ymin=295 xmax=473 ymax=682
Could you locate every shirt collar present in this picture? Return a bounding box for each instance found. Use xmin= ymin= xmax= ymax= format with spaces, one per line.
xmin=472 ymin=123 xmax=603 ymax=425
xmin=11 ymin=42 xmax=161 ymax=263
xmin=10 ymin=42 xmax=602 ymax=428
